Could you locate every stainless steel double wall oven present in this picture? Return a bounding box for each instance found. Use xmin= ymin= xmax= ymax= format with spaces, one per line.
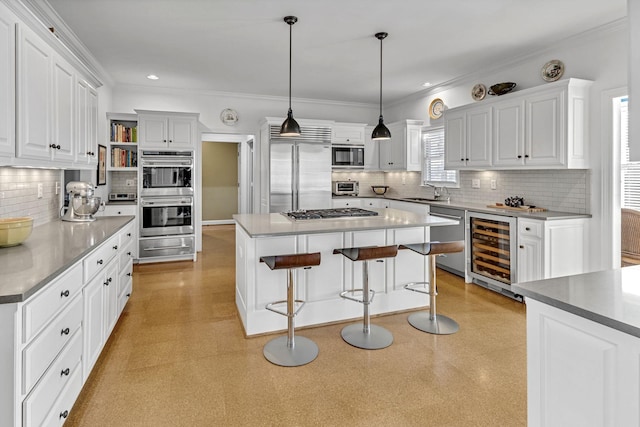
xmin=139 ymin=151 xmax=195 ymax=261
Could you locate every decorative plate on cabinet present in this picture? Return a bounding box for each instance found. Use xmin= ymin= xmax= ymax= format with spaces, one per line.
xmin=428 ymin=98 xmax=444 ymax=119
xmin=220 ymin=108 xmax=239 ymax=126
xmin=471 ymin=84 xmax=487 ymax=101
xmin=541 ymin=60 xmax=564 ymax=82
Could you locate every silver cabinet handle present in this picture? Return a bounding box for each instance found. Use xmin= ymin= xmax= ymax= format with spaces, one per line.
xmin=143 ymin=245 xmax=188 ymax=251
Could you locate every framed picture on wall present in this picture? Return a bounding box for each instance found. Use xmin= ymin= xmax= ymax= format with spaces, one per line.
xmin=97 ymin=144 xmax=107 ymax=186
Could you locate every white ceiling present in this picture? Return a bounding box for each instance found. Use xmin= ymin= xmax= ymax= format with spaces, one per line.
xmin=45 ymin=0 xmax=627 ymax=105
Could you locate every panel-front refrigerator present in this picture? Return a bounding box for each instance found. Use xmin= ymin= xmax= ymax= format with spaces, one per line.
xmin=269 ymin=141 xmax=331 ymax=212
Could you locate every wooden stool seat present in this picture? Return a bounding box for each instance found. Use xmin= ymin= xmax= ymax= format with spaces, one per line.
xmin=260 ymin=251 xmax=321 ymax=367
xmin=333 ymin=245 xmax=398 ymax=350
xmin=400 ymin=240 xmax=464 ymax=335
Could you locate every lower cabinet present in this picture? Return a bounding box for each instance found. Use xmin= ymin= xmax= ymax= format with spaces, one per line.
xmin=331 ymin=198 xmax=362 ymax=208
xmin=5 ymin=219 xmax=135 ymax=426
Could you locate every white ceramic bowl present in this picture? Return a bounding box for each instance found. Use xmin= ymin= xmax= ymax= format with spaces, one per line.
xmin=0 ymin=217 xmax=34 ymax=247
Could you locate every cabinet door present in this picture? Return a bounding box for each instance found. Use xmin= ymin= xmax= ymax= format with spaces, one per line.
xmin=168 ymin=116 xmax=196 ymax=148
xmin=0 ymin=5 xmax=15 ymax=157
xmin=517 ymin=236 xmax=543 ymax=283
xmin=138 ymin=115 xmax=168 ymax=148
xmin=493 ymin=99 xmax=525 ymax=167
xmin=16 ymin=24 xmax=52 ymax=160
xmin=51 ymin=55 xmax=75 ymax=162
xmin=83 ymin=274 xmax=105 ymax=376
xmin=525 ymin=88 xmax=565 ymax=166
xmin=75 ymin=79 xmax=88 ymax=162
xmin=444 ymin=110 xmax=465 ymax=169
xmin=87 ymin=86 xmax=98 ymax=165
xmin=378 ymin=140 xmax=393 ymax=169
xmin=466 ymin=107 xmax=492 ymax=167
xmin=351 ymin=230 xmax=387 ymax=294
xmin=332 ymin=124 xmax=364 ymax=144
xmin=103 ymin=260 xmax=119 ymax=338
xmin=332 ymin=198 xmax=362 ymax=208
xmin=405 ymin=124 xmax=423 ymax=171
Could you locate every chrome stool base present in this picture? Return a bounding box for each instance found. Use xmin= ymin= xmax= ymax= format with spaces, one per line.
xmin=263 ymin=336 xmax=319 ymax=367
xmin=341 ymin=323 xmax=393 ymax=350
xmin=408 ymin=311 xmax=459 ymax=335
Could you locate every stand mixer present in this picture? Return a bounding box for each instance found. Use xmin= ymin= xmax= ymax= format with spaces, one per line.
xmin=61 ymin=181 xmax=103 ymax=222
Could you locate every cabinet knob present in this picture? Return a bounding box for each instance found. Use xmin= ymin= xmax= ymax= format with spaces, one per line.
xmin=126 ymin=293 xmax=131 ymax=297
xmin=97 ymin=259 xmax=103 ymax=265
xmin=519 ymin=245 xmax=524 ymax=249
xmin=113 ymin=245 xmax=118 ymax=250
xmin=60 ymin=327 xmax=70 ymax=336
xmin=376 ymin=259 xmax=384 ymax=263
xmin=61 ymin=368 xmax=70 ymax=376
xmin=460 ymin=158 xmax=464 ymax=161
xmin=127 ymin=251 xmax=132 ymax=256
xmin=127 ymin=233 xmax=132 ymax=237
xmin=60 ymin=289 xmax=70 ymax=298
xmin=524 ymin=154 xmax=529 ymax=158
xmin=525 ymin=227 xmax=530 ymax=231
xmin=60 ymin=410 xmax=69 ymax=420
xmin=465 ymin=158 xmax=469 ymax=161
xmin=163 ymin=139 xmax=167 ymax=143
xmin=127 ymin=272 xmax=132 ymax=277
xmin=49 ymin=143 xmax=61 ymax=149
xmin=169 ymin=140 xmax=173 ymax=143
xmin=517 ymin=155 xmax=522 ymax=159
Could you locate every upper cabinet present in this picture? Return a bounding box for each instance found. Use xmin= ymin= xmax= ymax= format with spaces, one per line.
xmin=13 ymin=16 xmax=100 ymax=169
xmin=378 ymin=120 xmax=423 ymax=171
xmin=136 ymin=110 xmax=199 ymax=150
xmin=0 ymin=3 xmax=16 ymax=158
xmin=332 ymin=122 xmax=366 ymax=144
xmin=445 ymin=78 xmax=593 ymax=170
xmin=444 ymin=106 xmax=492 ymax=169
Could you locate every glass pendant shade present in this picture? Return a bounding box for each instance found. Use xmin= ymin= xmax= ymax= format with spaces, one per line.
xmin=280 ymin=16 xmax=301 ymax=137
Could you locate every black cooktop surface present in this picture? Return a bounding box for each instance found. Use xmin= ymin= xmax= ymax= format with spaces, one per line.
xmin=285 ymin=208 xmax=379 ymax=220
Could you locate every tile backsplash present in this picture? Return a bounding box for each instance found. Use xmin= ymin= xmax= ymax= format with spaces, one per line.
xmin=109 ymin=171 xmax=137 ymax=194
xmin=333 ymin=169 xmax=589 ymax=214
xmin=0 ymin=167 xmax=63 ymax=225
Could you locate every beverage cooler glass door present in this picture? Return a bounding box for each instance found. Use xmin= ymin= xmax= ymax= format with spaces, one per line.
xmin=467 ymin=212 xmax=517 ymax=291
xmin=140 ymin=197 xmax=194 ymax=237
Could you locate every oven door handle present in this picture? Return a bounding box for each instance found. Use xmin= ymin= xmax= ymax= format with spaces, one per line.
xmin=140 ymin=201 xmax=192 ymax=207
xmin=143 ymin=245 xmax=190 ymax=251
xmin=430 ymin=213 xmax=462 ymax=221
xmin=141 ymin=160 xmax=193 ymax=167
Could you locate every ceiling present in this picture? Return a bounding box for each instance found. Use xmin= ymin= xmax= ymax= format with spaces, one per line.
xmin=45 ymin=0 xmax=627 ymax=105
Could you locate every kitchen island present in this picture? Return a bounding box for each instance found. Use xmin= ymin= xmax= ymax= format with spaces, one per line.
xmin=512 ymin=267 xmax=640 ymax=426
xmin=233 ymin=208 xmax=458 ymax=335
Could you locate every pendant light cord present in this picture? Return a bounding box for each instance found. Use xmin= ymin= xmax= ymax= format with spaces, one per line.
xmin=379 ymin=36 xmax=383 ymax=117
xmin=289 ymin=22 xmax=293 ymax=111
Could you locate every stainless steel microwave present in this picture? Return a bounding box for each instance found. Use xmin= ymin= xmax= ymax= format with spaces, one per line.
xmin=332 ymin=144 xmax=364 ymax=169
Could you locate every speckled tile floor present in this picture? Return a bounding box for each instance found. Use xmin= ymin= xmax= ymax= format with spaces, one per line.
xmin=66 ymin=224 xmax=527 ymax=426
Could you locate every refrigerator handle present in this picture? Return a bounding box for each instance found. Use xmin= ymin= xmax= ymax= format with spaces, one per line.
xmin=294 ymin=144 xmax=300 ymax=210
xmin=291 ymin=145 xmax=297 ymax=211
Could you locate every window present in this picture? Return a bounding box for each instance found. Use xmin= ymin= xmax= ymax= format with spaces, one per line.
xmin=620 ymin=97 xmax=640 ymax=209
xmin=421 ymin=126 xmax=459 ymax=187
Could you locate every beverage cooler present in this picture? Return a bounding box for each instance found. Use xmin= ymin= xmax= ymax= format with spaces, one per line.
xmin=466 ymin=211 xmax=520 ymax=299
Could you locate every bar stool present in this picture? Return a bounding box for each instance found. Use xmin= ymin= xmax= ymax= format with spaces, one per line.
xmin=333 ymin=245 xmax=398 ymax=350
xmin=399 ymin=241 xmax=464 ymax=335
xmin=260 ymin=252 xmax=321 ymax=367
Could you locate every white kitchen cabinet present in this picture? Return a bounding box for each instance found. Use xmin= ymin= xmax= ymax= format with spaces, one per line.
xmin=362 ymin=198 xmax=390 ymax=208
xmin=96 ymin=206 xmax=138 ymax=261
xmin=136 ymin=110 xmax=199 ymax=150
xmin=379 ymin=120 xmax=424 ymax=171
xmin=516 ymin=217 xmax=588 ymax=284
xmin=75 ymin=78 xmax=99 ymax=165
xmin=364 ymin=125 xmax=379 ymax=170
xmin=332 ymin=198 xmax=362 ymax=208
xmin=332 ymin=122 xmax=366 ymax=144
xmin=0 ymin=3 xmax=16 ymax=158
xmin=492 ymin=98 xmax=525 ymax=167
xmin=444 ymin=105 xmax=491 ymax=169
xmin=51 ymin=54 xmax=76 ymax=162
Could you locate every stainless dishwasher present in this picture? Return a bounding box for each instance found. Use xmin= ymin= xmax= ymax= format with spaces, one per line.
xmin=429 ymin=206 xmax=465 ymax=277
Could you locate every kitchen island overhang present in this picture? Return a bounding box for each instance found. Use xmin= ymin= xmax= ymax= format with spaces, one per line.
xmin=233 ymin=208 xmax=458 ymax=336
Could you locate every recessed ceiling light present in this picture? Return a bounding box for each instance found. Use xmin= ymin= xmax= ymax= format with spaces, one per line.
xmin=147 ymin=74 xmax=159 ymax=80
xmin=422 ymin=82 xmax=432 ymax=87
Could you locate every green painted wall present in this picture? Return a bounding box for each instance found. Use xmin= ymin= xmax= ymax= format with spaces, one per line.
xmin=202 ymin=142 xmax=238 ymax=220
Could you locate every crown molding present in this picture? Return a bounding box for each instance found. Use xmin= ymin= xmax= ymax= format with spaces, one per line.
xmin=13 ymin=0 xmax=113 ymax=87
xmin=389 ymin=17 xmax=628 ymax=106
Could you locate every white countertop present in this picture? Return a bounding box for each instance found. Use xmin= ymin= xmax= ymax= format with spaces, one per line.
xmin=233 ymin=208 xmax=459 ymax=237
xmin=0 ymin=216 xmax=133 ymax=303
xmin=512 ymin=266 xmax=640 ymax=338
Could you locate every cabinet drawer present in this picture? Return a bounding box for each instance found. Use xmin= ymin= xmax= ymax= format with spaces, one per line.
xmin=22 ymin=262 xmax=83 ymax=343
xmin=518 ymin=219 xmax=543 ymax=238
xmin=23 ymin=328 xmax=82 ymax=427
xmin=22 ymin=293 xmax=82 ymax=394
xmin=118 ymin=279 xmax=133 ymax=316
xmin=119 ymin=220 xmax=136 ymax=248
xmin=118 ymin=258 xmax=133 ymax=296
xmin=40 ymin=361 xmax=82 ymax=427
xmin=120 ymin=239 xmax=135 ymax=267
xmin=83 ymin=234 xmax=119 ymax=281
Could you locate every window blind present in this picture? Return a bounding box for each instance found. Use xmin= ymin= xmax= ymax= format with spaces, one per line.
xmin=422 ymin=127 xmax=458 ymax=186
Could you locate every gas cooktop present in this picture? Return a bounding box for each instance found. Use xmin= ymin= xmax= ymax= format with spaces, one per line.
xmin=284 ymin=208 xmax=379 ymax=220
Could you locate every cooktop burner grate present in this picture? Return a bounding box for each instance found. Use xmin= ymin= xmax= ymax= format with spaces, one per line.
xmin=285 ymin=208 xmax=379 ymax=220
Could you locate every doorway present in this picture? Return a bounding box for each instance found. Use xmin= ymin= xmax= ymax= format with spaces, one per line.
xmin=202 ymin=142 xmax=238 ymax=224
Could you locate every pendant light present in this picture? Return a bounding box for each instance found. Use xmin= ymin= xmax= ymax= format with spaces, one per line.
xmin=280 ymin=16 xmax=301 ymax=136
xmin=372 ymin=32 xmax=391 ymax=140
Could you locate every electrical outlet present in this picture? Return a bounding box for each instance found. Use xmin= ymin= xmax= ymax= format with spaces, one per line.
xmin=126 ymin=179 xmax=135 ymax=187
xmin=472 ymin=179 xmax=480 ymax=189
xmin=401 ymin=175 xmax=406 ymax=185
xmin=491 ymin=179 xmax=497 ymax=190
xmin=37 ymin=183 xmax=43 ymax=199
xmin=55 ymin=182 xmax=60 ymax=195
